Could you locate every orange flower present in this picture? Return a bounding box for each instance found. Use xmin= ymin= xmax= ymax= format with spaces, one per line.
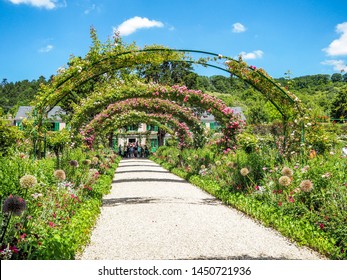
xmin=309 ymin=150 xmax=316 ymax=159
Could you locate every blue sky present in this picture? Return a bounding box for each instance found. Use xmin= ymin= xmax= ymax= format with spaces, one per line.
xmin=1 ymin=0 xmax=346 ymax=82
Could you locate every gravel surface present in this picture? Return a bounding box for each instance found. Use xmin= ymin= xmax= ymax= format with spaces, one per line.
xmin=80 ymin=158 xmax=325 ymax=260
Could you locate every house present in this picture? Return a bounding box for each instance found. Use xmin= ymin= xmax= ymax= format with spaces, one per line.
xmin=115 ymin=107 xmax=246 ymax=152
xmin=115 ymin=123 xmax=168 ymax=153
xmin=14 ymin=106 xmax=66 ymax=131
xmin=201 ymin=106 xmax=246 ymax=130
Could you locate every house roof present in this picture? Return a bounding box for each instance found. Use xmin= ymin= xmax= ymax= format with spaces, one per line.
xmin=200 ymin=106 xmax=246 ymax=123
xmin=14 ymin=106 xmax=65 ymax=122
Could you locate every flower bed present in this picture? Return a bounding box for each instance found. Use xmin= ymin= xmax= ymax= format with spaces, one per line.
xmin=151 ymin=144 xmax=347 ymax=259
xmin=0 ymin=149 xmax=120 ymax=259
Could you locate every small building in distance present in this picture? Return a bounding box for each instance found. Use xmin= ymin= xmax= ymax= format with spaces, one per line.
xmin=14 ymin=106 xmax=66 ymax=131
xmin=116 ymin=107 xmax=246 ymax=152
xmin=200 ymin=106 xmax=246 ymax=130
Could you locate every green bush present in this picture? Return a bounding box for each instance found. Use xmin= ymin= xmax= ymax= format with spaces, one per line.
xmin=0 ymin=120 xmax=23 ymax=156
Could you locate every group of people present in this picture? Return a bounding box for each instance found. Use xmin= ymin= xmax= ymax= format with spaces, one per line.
xmin=118 ymin=141 xmax=150 ymax=158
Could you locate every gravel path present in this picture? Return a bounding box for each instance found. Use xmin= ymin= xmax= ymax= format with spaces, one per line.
xmin=80 ymin=158 xmax=324 ymax=260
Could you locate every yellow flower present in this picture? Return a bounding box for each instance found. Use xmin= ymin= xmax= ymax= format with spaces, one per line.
xmin=240 ymin=168 xmax=249 ymax=176
xmin=281 ymin=167 xmax=293 ymax=177
xmin=278 ymin=176 xmax=291 ymax=187
xmin=227 ymin=162 xmax=236 ymax=168
xmin=19 ymin=175 xmax=37 ymax=188
xmin=300 ymin=180 xmax=313 ymax=192
xmin=82 ymin=159 xmax=91 ymax=166
xmin=53 ymin=170 xmax=66 ymax=181
xmin=91 ymin=157 xmax=99 ymax=165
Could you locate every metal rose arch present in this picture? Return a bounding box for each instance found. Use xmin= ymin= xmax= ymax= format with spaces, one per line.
xmin=81 ymin=98 xmax=207 ymax=149
xmin=82 ymin=111 xmax=194 ymax=150
xmin=32 ymin=29 xmax=306 ymax=156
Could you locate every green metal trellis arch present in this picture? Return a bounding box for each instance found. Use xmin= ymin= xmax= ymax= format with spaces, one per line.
xmin=38 ymin=48 xmax=302 ymax=120
xmin=34 ymin=47 xmax=306 ymax=157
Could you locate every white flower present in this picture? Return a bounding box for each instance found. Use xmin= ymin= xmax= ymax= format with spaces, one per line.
xmin=255 ymin=186 xmax=265 ymax=194
xmin=31 ymin=193 xmax=43 ymax=199
xmin=57 ymin=67 xmax=66 ymax=74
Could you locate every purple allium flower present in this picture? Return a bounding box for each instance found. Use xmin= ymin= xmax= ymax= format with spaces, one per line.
xmin=69 ymin=160 xmax=79 ymax=167
xmin=2 ymin=195 xmax=26 ymax=216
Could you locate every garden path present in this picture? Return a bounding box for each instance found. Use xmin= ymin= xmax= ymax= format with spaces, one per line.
xmin=80 ymin=158 xmax=324 ymax=260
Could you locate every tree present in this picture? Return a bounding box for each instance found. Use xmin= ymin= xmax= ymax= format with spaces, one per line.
xmin=137 ymin=61 xmax=197 ymax=87
xmin=331 ymin=73 xmax=343 ymax=83
xmin=331 ymin=85 xmax=347 ymax=120
xmin=46 ymin=129 xmax=71 ymax=168
xmin=0 ymin=77 xmax=47 ymax=113
xmin=210 ymin=75 xmax=232 ymax=93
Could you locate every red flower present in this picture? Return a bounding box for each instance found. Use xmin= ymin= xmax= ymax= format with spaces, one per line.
xmin=49 ymin=221 xmax=56 ymax=228
xmin=9 ymin=246 xmax=19 ymax=254
xmin=278 ymin=201 xmax=282 ymax=206
xmin=319 ymin=223 xmax=325 ymax=229
xmin=288 ymin=196 xmax=295 ymax=203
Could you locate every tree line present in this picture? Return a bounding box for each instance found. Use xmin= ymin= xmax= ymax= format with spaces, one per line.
xmin=1 ymin=63 xmax=346 ymax=123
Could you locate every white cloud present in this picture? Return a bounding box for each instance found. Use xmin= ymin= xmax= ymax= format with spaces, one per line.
xmin=321 ymin=60 xmax=347 ymax=72
xmin=168 ymin=25 xmax=175 ymax=31
xmin=114 ymin=16 xmax=164 ymax=36
xmin=39 ymin=44 xmax=54 ymax=53
xmin=232 ymin=22 xmax=246 ymax=33
xmin=239 ymin=50 xmax=263 ymax=60
xmin=323 ymin=22 xmax=347 ymax=56
xmin=84 ymin=4 xmax=96 ymax=15
xmin=9 ymin=0 xmax=57 ymax=9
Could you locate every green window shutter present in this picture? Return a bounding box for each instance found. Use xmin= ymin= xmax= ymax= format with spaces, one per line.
xmin=113 ymin=138 xmax=118 ymax=151
xmin=154 ymin=125 xmax=158 ymax=132
xmin=151 ymin=139 xmax=158 ymax=152
xmin=54 ymin=122 xmax=60 ymax=131
xmin=17 ymin=121 xmax=23 ymax=130
xmin=210 ymin=122 xmax=215 ymax=130
xmin=147 ymin=124 xmax=151 ymax=131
